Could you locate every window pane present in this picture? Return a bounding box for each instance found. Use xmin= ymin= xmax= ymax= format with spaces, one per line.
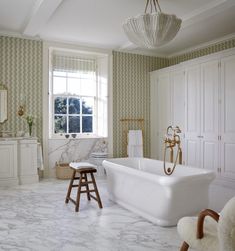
xmin=67 ymin=72 xmax=80 ymax=78
xmin=69 ymin=98 xmax=80 ymax=114
xmin=54 ymin=116 xmax=67 ymax=133
xmin=53 ymin=71 xmax=66 ymax=77
xmin=68 ymin=78 xmax=80 ymax=95
xmin=82 ymin=116 xmax=93 ymax=133
xmin=69 ymin=116 xmax=80 ymax=133
xmin=80 ymin=79 xmax=96 ymax=96
xmin=53 ymin=77 xmax=66 ymax=94
xmin=54 ymin=97 xmax=67 ymax=114
xmin=82 ymin=98 xmax=93 ymax=114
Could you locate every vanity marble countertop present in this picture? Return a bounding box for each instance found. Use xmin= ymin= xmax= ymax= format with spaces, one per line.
xmin=0 ymin=136 xmax=37 ymax=141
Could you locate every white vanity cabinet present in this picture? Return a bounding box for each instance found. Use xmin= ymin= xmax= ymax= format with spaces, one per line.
xmin=18 ymin=138 xmax=38 ymax=184
xmin=150 ymin=48 xmax=235 ymax=187
xmin=0 ymin=140 xmax=18 ymax=186
xmin=0 ymin=138 xmax=39 ymax=186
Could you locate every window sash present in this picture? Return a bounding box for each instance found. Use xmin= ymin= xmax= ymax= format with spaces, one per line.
xmin=52 ymin=95 xmax=95 ymax=135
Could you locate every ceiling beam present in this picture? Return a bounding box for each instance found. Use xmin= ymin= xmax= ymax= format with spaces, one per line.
xmin=23 ymin=0 xmax=64 ymax=37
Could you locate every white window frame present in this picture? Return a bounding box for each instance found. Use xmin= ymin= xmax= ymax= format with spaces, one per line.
xmin=48 ymin=48 xmax=108 ymax=139
xmin=51 ymin=70 xmax=97 ymax=136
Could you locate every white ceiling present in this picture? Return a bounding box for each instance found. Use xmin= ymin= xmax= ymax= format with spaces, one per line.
xmin=0 ymin=0 xmax=235 ymax=56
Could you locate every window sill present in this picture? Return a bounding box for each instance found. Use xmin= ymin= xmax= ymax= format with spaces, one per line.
xmin=49 ymin=134 xmax=106 ymax=140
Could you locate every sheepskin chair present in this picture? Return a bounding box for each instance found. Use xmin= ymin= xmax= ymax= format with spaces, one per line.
xmin=177 ymin=197 xmax=235 ymax=251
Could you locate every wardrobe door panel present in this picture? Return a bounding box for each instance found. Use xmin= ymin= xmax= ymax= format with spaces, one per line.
xmin=200 ymin=60 xmax=219 ymax=171
xmin=185 ymin=65 xmax=200 ymax=167
xmin=221 ymin=55 xmax=235 ymax=179
xmin=171 ymin=69 xmax=185 ymax=162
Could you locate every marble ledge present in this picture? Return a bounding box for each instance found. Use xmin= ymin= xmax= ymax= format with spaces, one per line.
xmin=0 ymin=136 xmax=38 ymax=141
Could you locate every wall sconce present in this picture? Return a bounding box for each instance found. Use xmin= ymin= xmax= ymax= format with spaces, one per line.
xmin=18 ymin=93 xmax=25 ymax=117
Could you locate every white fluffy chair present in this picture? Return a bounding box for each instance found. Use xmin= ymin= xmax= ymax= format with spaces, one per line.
xmin=177 ymin=197 xmax=235 ymax=251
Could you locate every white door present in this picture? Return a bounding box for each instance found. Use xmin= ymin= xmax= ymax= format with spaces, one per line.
xmin=200 ymin=60 xmax=219 ymax=171
xmin=171 ymin=69 xmax=185 ymax=163
xmin=156 ymin=72 xmax=171 ymax=160
xmin=220 ymin=55 xmax=235 ymax=179
xmin=184 ymin=65 xmax=201 ymax=167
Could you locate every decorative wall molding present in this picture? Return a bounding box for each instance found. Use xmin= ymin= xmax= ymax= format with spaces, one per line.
xmin=168 ymin=37 xmax=235 ymax=65
xmin=168 ymin=32 xmax=235 ymax=58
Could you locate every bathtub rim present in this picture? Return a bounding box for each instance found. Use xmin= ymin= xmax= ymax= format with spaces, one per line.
xmin=102 ymin=158 xmax=216 ymax=186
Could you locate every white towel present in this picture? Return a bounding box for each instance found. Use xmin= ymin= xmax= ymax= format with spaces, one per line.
xmin=127 ymin=130 xmax=143 ymax=157
xmin=128 ymin=130 xmax=143 ymax=145
xmin=127 ymin=145 xmax=143 ymax=157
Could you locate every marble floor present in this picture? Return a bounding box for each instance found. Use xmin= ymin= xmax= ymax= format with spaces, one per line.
xmin=0 ymin=178 xmax=184 ymax=251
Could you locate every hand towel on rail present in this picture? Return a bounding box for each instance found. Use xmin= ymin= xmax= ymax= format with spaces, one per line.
xmin=128 ymin=130 xmax=143 ymax=145
xmin=127 ymin=130 xmax=143 ymax=157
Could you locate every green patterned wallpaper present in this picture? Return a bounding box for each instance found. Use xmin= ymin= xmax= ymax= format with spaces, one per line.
xmin=0 ymin=36 xmax=43 ymax=139
xmin=169 ymin=38 xmax=235 ymax=65
xmin=112 ymin=51 xmax=168 ymax=157
xmin=1 ymin=35 xmax=235 ymax=158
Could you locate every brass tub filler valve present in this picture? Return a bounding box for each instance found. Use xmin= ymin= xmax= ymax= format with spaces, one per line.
xmin=163 ymin=126 xmax=182 ymax=175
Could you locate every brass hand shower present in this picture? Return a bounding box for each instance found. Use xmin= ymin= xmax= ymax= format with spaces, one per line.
xmin=163 ymin=126 xmax=182 ymax=175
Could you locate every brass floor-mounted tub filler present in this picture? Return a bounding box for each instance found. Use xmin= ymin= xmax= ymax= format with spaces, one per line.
xmin=163 ymin=126 xmax=182 ymax=175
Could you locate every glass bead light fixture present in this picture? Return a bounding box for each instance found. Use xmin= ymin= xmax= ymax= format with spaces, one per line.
xmin=123 ymin=0 xmax=182 ymax=49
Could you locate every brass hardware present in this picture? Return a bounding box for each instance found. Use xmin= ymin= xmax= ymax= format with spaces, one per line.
xmin=18 ymin=93 xmax=26 ymax=117
xmin=163 ymin=125 xmax=182 ymax=176
xmin=18 ymin=105 xmax=25 ymax=116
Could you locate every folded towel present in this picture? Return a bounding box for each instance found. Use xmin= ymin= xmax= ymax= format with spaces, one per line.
xmin=127 ymin=145 xmax=143 ymax=157
xmin=69 ymin=162 xmax=96 ymax=169
xmin=128 ymin=130 xmax=143 ymax=145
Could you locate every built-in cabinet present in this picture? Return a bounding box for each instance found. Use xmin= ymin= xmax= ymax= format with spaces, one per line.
xmin=0 ymin=138 xmax=39 ymax=186
xmin=150 ymin=49 xmax=235 ymax=185
xmin=0 ymin=141 xmax=18 ymax=186
xmin=150 ymin=68 xmax=185 ymax=161
xmin=220 ymin=55 xmax=235 ymax=180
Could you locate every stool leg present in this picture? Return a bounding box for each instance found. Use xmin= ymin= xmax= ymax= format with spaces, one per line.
xmin=75 ymin=173 xmax=82 ymax=212
xmin=65 ymin=170 xmax=76 ymax=203
xmin=84 ymin=173 xmax=91 ymax=201
xmin=180 ymin=242 xmax=189 ymax=251
xmin=91 ymin=173 xmax=103 ymax=209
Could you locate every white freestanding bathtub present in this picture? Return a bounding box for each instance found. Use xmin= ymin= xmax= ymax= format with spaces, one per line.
xmin=102 ymin=158 xmax=216 ymax=227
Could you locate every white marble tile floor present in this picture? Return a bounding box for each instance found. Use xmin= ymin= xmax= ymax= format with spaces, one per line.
xmin=0 ymin=178 xmax=183 ymax=251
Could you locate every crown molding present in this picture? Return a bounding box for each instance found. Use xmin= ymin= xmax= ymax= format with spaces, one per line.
xmin=167 ymin=32 xmax=235 ymax=58
xmin=0 ymin=30 xmax=42 ymax=41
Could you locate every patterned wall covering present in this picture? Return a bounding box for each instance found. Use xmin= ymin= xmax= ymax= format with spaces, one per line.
xmin=1 ymin=35 xmax=235 ymax=159
xmin=0 ymin=36 xmax=43 ymax=140
xmin=112 ymin=51 xmax=168 ymax=157
xmin=169 ymin=38 xmax=235 ymax=65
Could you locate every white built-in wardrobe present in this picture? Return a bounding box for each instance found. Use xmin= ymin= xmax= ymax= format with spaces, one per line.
xmin=150 ymin=48 xmax=235 ymax=186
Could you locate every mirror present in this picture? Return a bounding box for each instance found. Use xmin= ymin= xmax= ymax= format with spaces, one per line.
xmin=0 ymin=85 xmax=7 ymax=123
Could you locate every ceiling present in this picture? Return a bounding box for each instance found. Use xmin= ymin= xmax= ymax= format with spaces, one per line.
xmin=0 ymin=0 xmax=235 ymax=56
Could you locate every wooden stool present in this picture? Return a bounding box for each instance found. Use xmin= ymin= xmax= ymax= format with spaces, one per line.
xmin=65 ymin=162 xmax=103 ymax=212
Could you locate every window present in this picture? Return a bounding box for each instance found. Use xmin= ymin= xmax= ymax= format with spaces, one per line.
xmin=49 ymin=50 xmax=108 ymax=138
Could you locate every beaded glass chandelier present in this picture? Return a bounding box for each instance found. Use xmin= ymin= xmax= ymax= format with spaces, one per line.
xmin=123 ymin=0 xmax=182 ymax=49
